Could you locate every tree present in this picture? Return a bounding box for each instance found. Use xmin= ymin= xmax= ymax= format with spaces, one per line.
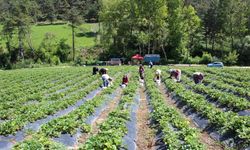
xmin=85 ymin=0 xmax=100 ymax=23
xmin=36 ymin=0 xmax=56 ymax=23
xmin=36 ymin=33 xmax=57 ymax=62
xmin=0 ymin=0 xmax=38 ymax=60
xmin=225 ymin=0 xmax=248 ymax=49
xmin=203 ymin=0 xmax=221 ymax=51
xmin=166 ymin=0 xmax=201 ymax=62
xmin=181 ymin=5 xmax=201 ymax=61
xmin=248 ymin=0 xmax=250 ymax=33
xmin=99 ymin=0 xmax=201 ymax=62
xmin=214 ymin=0 xmax=248 ymax=53
xmin=99 ymin=0 xmax=131 ymax=52
xmin=223 ymin=50 xmax=239 ymax=65
xmin=99 ymin=0 xmax=168 ymax=57
xmin=56 ymin=39 xmax=71 ymax=62
xmin=237 ymin=35 xmax=250 ymax=65
xmin=58 ymin=0 xmax=85 ymax=61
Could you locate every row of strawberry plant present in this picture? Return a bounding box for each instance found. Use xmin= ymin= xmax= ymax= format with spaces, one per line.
xmin=182 ymin=68 xmax=250 ymax=95
xmin=181 ymin=71 xmax=250 ymax=111
xmin=203 ymin=78 xmax=250 ymax=99
xmin=80 ymin=73 xmax=139 ymax=149
xmin=178 ymin=68 xmax=249 ymax=99
xmin=43 ymin=72 xmax=91 ymax=96
xmin=0 ymin=73 xmax=97 ymax=120
xmin=0 ymin=68 xmax=88 ymax=98
xmin=207 ymin=68 xmax=250 ymax=82
xmin=0 ymin=68 xmax=86 ymax=95
xmin=0 ymin=66 xmax=129 ymax=135
xmin=0 ymin=67 xmax=125 ymax=121
xmin=197 ymin=68 xmax=250 ymax=89
xmin=0 ymin=75 xmax=102 ymax=135
xmin=187 ymin=67 xmax=250 ymax=82
xmin=145 ymin=70 xmax=205 ymax=150
xmin=39 ymin=71 xmax=125 ymax=137
xmin=163 ymin=77 xmax=250 ymax=148
xmin=13 ymin=69 xmax=131 ymax=149
xmin=202 ymin=71 xmax=250 ymax=90
xmin=0 ymin=72 xmax=91 ymax=112
xmin=0 ymin=69 xmax=55 ymax=89
xmin=177 ymin=67 xmax=250 ymax=89
xmin=0 ymin=68 xmax=89 ymax=104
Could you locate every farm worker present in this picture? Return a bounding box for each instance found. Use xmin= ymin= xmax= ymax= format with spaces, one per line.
xmin=99 ymin=68 xmax=107 ymax=75
xmin=154 ymin=69 xmax=161 ymax=85
xmin=139 ymin=65 xmax=145 ymax=80
xmin=149 ymin=61 xmax=153 ymax=68
xmin=121 ymin=74 xmax=129 ymax=88
xmin=101 ymin=72 xmax=111 ymax=88
xmin=154 ymin=69 xmax=161 ymax=80
xmin=139 ymin=76 xmax=145 ymax=86
xmin=193 ymin=72 xmax=204 ymax=84
xmin=169 ymin=69 xmax=181 ymax=82
xmin=92 ymin=67 xmax=99 ymax=75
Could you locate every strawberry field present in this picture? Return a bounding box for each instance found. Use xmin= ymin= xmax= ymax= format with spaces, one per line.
xmin=0 ymin=66 xmax=249 ymax=150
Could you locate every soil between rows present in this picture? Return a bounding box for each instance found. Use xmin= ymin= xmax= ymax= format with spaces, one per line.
xmin=75 ymin=88 xmax=123 ymax=149
xmin=158 ymin=83 xmax=224 ymax=150
xmin=136 ymin=87 xmax=156 ymax=150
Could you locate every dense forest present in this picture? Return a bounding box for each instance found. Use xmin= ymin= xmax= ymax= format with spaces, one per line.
xmin=99 ymin=0 xmax=250 ymax=65
xmin=0 ymin=0 xmax=249 ymax=68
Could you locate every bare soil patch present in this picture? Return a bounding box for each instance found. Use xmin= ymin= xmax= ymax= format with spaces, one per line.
xmin=136 ymin=87 xmax=156 ymax=150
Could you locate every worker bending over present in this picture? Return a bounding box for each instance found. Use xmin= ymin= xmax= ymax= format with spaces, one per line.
xmin=154 ymin=69 xmax=161 ymax=85
xmin=101 ymin=71 xmax=112 ymax=88
xmin=169 ymin=69 xmax=181 ymax=82
xmin=99 ymin=68 xmax=107 ymax=75
xmin=193 ymin=72 xmax=204 ymax=84
xmin=93 ymin=67 xmax=99 ymax=75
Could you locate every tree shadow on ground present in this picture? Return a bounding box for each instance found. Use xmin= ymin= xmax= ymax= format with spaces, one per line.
xmin=76 ymin=32 xmax=97 ymax=38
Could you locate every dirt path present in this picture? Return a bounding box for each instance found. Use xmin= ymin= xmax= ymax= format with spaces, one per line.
xmin=74 ymin=88 xmax=123 ymax=149
xmin=136 ymin=87 xmax=155 ymax=150
xmin=158 ymin=84 xmax=224 ymax=150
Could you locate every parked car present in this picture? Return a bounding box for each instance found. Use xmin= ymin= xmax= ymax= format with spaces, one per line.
xmin=207 ymin=62 xmax=224 ymax=67
xmin=106 ymin=58 xmax=122 ymax=65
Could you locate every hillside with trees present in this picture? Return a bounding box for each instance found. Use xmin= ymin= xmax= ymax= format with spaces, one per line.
xmin=0 ymin=0 xmax=249 ymax=69
xmin=99 ymin=0 xmax=250 ymax=65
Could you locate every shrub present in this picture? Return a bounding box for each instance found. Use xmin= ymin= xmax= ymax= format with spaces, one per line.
xmin=223 ymin=51 xmax=239 ymax=65
xmin=212 ymin=56 xmax=220 ymax=62
xmin=0 ymin=47 xmax=10 ymax=69
xmin=51 ymin=56 xmax=61 ymax=65
xmin=74 ymin=57 xmax=84 ymax=66
xmin=191 ymin=56 xmax=201 ymax=64
xmin=56 ymin=39 xmax=71 ymax=63
xmin=37 ymin=33 xmax=57 ymax=63
xmin=182 ymin=56 xmax=201 ymax=64
xmin=36 ymin=58 xmax=43 ymax=64
xmin=200 ymin=52 xmax=212 ymax=64
xmin=236 ymin=36 xmax=250 ymax=65
xmin=12 ymin=59 xmax=35 ymax=69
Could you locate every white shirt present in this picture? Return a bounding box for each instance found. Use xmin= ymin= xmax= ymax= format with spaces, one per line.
xmin=156 ymin=69 xmax=161 ymax=75
xmin=193 ymin=72 xmax=202 ymax=75
xmin=102 ymin=74 xmax=109 ymax=80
